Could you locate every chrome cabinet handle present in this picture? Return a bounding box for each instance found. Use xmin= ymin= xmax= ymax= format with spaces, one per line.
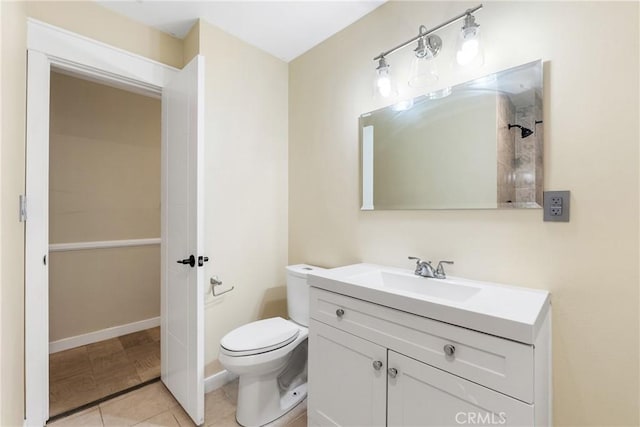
xmin=336 ymin=308 xmax=345 ymax=318
xmin=444 ymin=344 xmax=456 ymax=357
xmin=387 ymin=368 xmax=398 ymax=378
xmin=372 ymin=360 xmax=383 ymax=371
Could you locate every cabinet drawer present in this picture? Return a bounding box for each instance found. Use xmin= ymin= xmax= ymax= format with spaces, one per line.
xmin=310 ymin=287 xmax=534 ymax=403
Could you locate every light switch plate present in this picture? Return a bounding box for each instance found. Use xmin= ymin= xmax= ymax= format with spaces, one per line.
xmin=543 ymin=191 xmax=570 ymax=222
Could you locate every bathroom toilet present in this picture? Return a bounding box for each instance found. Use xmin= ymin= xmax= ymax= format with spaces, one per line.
xmin=219 ymin=264 xmax=322 ymax=426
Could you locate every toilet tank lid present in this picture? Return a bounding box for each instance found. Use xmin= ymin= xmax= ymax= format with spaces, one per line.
xmin=286 ymin=264 xmax=325 ymax=278
xmin=220 ymin=317 xmax=300 ymax=353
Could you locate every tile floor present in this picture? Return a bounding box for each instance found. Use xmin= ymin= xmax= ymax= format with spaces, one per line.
xmin=49 ymin=328 xmax=161 ymax=416
xmin=48 ymin=379 xmax=308 ymax=427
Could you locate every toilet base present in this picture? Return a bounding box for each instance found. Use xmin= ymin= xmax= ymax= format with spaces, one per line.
xmin=236 ymin=373 xmax=307 ymax=427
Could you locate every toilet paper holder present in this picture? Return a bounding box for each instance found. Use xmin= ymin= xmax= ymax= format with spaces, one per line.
xmin=210 ymin=276 xmax=234 ymax=297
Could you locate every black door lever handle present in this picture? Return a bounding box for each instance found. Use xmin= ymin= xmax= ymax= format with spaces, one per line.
xmin=177 ymin=255 xmax=196 ymax=267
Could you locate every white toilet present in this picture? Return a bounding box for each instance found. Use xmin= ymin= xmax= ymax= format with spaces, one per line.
xmin=219 ymin=264 xmax=322 ymax=426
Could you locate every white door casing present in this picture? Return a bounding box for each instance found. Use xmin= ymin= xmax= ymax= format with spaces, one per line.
xmin=161 ymin=55 xmax=205 ymax=426
xmin=24 ymin=19 xmax=205 ymax=427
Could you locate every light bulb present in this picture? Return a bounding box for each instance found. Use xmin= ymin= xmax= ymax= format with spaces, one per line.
xmin=374 ymin=57 xmax=397 ymax=99
xmin=456 ymin=14 xmax=483 ymax=68
xmin=377 ymin=71 xmax=392 ymax=98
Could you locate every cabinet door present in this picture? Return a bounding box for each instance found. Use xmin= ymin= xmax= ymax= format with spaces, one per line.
xmin=387 ymin=351 xmax=534 ymax=427
xmin=308 ymin=319 xmax=387 ymax=427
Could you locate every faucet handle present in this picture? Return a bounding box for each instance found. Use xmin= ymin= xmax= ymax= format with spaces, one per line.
xmin=435 ymin=261 xmax=454 ymax=278
xmin=408 ymin=256 xmax=422 ymax=263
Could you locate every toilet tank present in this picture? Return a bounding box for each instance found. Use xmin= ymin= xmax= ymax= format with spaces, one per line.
xmin=286 ymin=264 xmax=324 ymax=327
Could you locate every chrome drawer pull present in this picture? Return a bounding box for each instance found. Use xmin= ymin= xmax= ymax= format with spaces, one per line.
xmin=387 ymin=368 xmax=398 ymax=378
xmin=444 ymin=344 xmax=456 ymax=357
xmin=372 ymin=360 xmax=383 ymax=371
xmin=336 ymin=308 xmax=345 ymax=318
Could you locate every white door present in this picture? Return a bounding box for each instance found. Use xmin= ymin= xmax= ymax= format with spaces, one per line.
xmin=161 ymin=55 xmax=205 ymax=426
xmin=25 ymin=49 xmax=51 ymax=427
xmin=308 ymin=320 xmax=386 ymax=427
xmin=387 ymin=351 xmax=534 ymax=426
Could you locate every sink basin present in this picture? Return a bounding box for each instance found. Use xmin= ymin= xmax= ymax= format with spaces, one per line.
xmin=307 ymin=263 xmax=551 ymax=344
xmin=350 ymin=270 xmax=481 ymax=302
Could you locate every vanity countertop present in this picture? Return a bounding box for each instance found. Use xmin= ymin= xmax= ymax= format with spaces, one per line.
xmin=308 ymin=263 xmax=550 ymax=344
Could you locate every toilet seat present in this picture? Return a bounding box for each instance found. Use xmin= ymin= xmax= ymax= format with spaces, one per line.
xmin=220 ymin=317 xmax=300 ymax=356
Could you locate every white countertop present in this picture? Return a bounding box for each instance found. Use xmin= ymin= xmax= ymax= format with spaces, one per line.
xmin=308 ymin=263 xmax=550 ymax=344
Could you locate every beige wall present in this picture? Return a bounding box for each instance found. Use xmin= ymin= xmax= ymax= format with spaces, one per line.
xmin=196 ymin=20 xmax=289 ymax=375
xmin=289 ymin=1 xmax=639 ymax=426
xmin=49 ymin=72 xmax=160 ymax=341
xmin=0 ymin=1 xmax=27 ymax=424
xmin=365 ymin=92 xmax=497 ymax=209
xmin=26 ymin=1 xmax=183 ymax=68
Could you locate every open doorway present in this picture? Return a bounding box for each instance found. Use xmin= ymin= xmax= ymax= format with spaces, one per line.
xmin=47 ymin=71 xmax=161 ymax=418
xmin=26 ymin=23 xmax=206 ymax=426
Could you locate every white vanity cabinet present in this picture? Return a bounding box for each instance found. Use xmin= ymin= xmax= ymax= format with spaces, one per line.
xmin=308 ymin=286 xmax=551 ymax=427
xmin=308 ymin=319 xmax=386 ymax=427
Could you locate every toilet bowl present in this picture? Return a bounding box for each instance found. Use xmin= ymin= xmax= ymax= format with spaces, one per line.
xmin=219 ymin=264 xmax=322 ymax=427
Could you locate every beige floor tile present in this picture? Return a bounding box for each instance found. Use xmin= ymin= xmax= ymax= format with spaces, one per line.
xmin=125 ymin=342 xmax=161 ymax=382
xmin=146 ymin=327 xmax=161 ymax=342
xmin=50 ymin=328 xmax=161 ymax=416
xmin=210 ymin=412 xmax=240 ymax=427
xmin=169 ymin=405 xmax=196 ymax=427
xmin=50 ymin=347 xmax=92 ymax=382
xmin=119 ymin=330 xmax=154 ymax=349
xmin=90 ymin=350 xmax=133 ymax=376
xmin=220 ymin=380 xmax=238 ymax=403
xmin=96 ymin=366 xmax=142 ymax=397
xmin=100 ymin=382 xmax=178 ymax=426
xmin=47 ymin=407 xmax=103 ymax=427
xmin=204 ymin=388 xmax=237 ymax=426
xmin=134 ymin=410 xmax=179 ymax=427
xmin=86 ymin=338 xmax=125 ymax=360
xmin=49 ymin=373 xmax=102 ymax=416
xmin=284 ymin=413 xmax=307 ymax=427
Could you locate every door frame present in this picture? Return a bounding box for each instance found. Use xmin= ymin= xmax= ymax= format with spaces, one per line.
xmin=25 ymin=19 xmax=182 ymax=427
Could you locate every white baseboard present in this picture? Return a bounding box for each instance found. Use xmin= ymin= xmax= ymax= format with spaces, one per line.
xmin=49 ymin=316 xmax=161 ymax=354
xmin=204 ymin=369 xmax=238 ymax=394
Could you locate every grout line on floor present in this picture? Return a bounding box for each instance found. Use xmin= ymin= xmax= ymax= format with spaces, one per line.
xmin=48 ymin=377 xmax=161 ymax=424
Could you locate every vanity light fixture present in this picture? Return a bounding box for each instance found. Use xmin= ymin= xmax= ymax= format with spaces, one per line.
xmin=375 ymin=56 xmax=397 ymax=98
xmin=456 ymin=12 xmax=484 ymax=67
xmin=408 ymin=26 xmax=442 ymax=88
xmin=373 ymin=4 xmax=483 ymax=97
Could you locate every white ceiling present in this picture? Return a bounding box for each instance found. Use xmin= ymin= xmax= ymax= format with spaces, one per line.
xmin=97 ymin=1 xmax=386 ymax=62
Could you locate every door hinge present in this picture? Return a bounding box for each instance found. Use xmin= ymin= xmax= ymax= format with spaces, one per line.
xmin=19 ymin=194 xmax=27 ymax=222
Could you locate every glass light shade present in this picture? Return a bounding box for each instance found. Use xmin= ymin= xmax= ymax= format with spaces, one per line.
xmin=375 ymin=62 xmax=398 ymax=98
xmin=456 ymin=25 xmax=484 ymax=67
xmin=408 ymin=54 xmax=439 ymax=88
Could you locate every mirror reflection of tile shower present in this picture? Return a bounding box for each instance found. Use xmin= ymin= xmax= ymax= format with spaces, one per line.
xmin=360 ymin=60 xmax=543 ymax=210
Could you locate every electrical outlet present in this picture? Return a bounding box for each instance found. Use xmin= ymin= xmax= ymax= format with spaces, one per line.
xmin=544 ymin=191 xmax=570 ymax=222
xmin=550 ymin=206 xmax=562 ymax=216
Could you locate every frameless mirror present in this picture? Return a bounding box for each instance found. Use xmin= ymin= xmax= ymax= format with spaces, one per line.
xmin=360 ymin=60 xmax=543 ymax=210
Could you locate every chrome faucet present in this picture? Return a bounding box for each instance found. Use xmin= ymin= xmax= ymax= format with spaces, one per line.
xmin=409 ymin=257 xmax=454 ymax=279
xmin=434 ymin=260 xmax=454 ymax=279
xmin=408 ymin=257 xmax=436 ymax=278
